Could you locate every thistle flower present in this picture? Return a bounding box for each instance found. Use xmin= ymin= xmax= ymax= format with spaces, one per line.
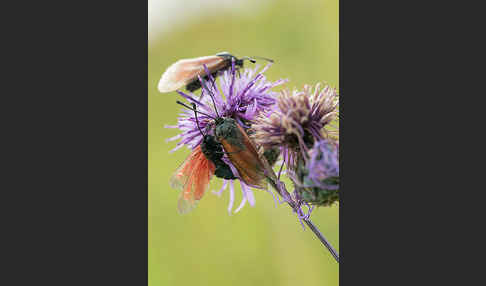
xmin=166 ymin=59 xmax=287 ymax=213
xmin=252 ymin=83 xmax=339 ymax=170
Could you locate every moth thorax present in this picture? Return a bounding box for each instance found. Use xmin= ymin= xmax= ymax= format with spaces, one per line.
xmin=235 ymin=59 xmax=244 ymax=67
xmin=215 ymin=118 xmax=237 ymax=140
xmin=201 ymin=135 xmax=223 ymax=161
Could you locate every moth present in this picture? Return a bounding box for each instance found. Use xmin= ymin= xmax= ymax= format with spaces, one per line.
xmin=170 ymin=102 xmax=236 ymax=213
xmin=158 ymin=52 xmax=273 ymax=93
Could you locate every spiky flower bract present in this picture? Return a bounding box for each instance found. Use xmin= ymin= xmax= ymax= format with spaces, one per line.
xmin=307 ymin=139 xmax=339 ymax=188
xmin=166 ymin=59 xmax=287 ymax=213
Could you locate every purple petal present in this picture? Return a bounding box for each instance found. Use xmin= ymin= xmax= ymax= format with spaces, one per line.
xmin=228 ymin=180 xmax=235 ymax=214
xmin=234 ymin=196 xmax=247 ymax=213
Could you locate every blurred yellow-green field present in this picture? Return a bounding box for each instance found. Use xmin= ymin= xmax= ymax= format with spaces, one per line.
xmin=149 ymin=0 xmax=339 ymax=285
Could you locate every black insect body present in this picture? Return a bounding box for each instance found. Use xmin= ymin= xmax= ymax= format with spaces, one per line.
xmin=200 ymin=133 xmax=236 ymax=180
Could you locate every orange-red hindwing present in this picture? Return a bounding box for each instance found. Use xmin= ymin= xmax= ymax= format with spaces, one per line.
xmin=170 ymin=145 xmax=216 ymax=213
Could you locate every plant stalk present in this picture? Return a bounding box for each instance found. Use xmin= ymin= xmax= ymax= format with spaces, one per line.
xmin=270 ymin=179 xmax=340 ymax=263
xmin=304 ymin=219 xmax=339 ymax=263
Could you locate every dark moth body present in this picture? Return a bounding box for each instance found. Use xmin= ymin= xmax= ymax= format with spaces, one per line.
xmin=200 ymin=133 xmax=236 ymax=180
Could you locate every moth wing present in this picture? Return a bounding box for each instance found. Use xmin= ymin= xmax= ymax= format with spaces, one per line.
xmin=157 ymin=55 xmax=224 ymax=93
xmin=158 ymin=59 xmax=197 ymax=93
xmin=221 ymin=125 xmax=268 ymax=189
xmin=170 ymin=146 xmax=216 ymax=214
xmin=177 ymin=193 xmax=197 ymax=214
xmin=169 ymin=147 xmax=200 ymax=190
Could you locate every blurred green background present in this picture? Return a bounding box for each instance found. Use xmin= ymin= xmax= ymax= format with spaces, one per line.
xmin=149 ymin=0 xmax=339 ymax=285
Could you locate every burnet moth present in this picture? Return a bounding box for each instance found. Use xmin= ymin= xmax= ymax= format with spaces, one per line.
xmin=170 ymin=101 xmax=236 ymax=214
xmin=158 ymin=52 xmax=273 ymax=93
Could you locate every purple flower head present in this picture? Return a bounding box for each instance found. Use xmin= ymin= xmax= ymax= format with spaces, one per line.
xmin=306 ymin=139 xmax=339 ymax=189
xmin=252 ymin=83 xmax=339 ymax=170
xmin=166 ymin=59 xmax=287 ymax=213
xmin=293 ymin=138 xmax=339 ymax=208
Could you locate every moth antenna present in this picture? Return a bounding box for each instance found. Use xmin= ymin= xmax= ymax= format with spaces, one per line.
xmin=246 ymin=56 xmax=274 ymax=63
xmin=192 ymin=103 xmax=205 ymax=137
xmin=176 ymin=100 xmax=216 ymax=120
xmin=240 ymin=56 xmax=256 ymax=64
xmin=199 ymin=77 xmax=220 ymax=118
